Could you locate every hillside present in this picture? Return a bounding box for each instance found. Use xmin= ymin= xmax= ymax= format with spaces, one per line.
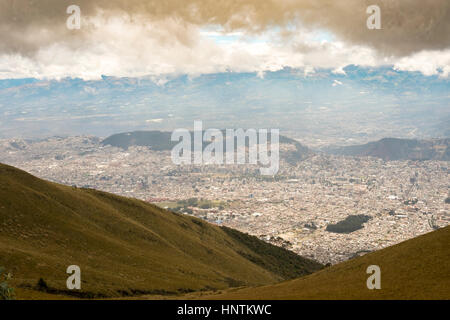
xmin=199 ymin=226 xmax=450 ymax=299
xmin=327 ymin=138 xmax=450 ymax=161
xmin=0 ymin=163 xmax=322 ymax=299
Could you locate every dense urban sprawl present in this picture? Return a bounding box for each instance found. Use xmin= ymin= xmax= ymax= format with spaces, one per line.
xmin=1 ymin=136 xmax=448 ymax=264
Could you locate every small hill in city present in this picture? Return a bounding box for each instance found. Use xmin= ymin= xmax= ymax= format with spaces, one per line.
xmin=101 ymin=130 xmax=312 ymax=163
xmin=199 ymin=226 xmax=450 ymax=299
xmin=0 ymin=163 xmax=322 ymax=299
xmin=327 ymin=138 xmax=449 ymax=161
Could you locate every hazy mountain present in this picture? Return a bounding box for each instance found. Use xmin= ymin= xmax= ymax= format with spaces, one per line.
xmin=0 ymin=163 xmax=322 ymax=299
xmin=326 ymin=138 xmax=450 ymax=161
xmin=0 ymin=66 xmax=448 ymax=142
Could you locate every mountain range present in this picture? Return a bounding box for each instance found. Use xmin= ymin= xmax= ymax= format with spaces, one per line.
xmin=1 ymin=66 xmax=448 ymax=141
xmin=101 ymin=131 xmax=449 ymax=162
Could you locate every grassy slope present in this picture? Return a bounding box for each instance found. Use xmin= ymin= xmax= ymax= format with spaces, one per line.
xmin=0 ymin=163 xmax=322 ymax=299
xmin=201 ymin=226 xmax=450 ymax=299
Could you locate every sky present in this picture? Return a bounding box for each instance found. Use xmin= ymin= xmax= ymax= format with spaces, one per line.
xmin=0 ymin=0 xmax=449 ymax=80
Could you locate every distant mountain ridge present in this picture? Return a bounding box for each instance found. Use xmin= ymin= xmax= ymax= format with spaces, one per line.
xmin=326 ymin=137 xmax=450 ymax=161
xmin=1 ymin=66 xmax=448 ymax=139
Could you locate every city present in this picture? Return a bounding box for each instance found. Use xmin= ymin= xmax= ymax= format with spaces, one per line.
xmin=2 ymin=135 xmax=448 ymax=264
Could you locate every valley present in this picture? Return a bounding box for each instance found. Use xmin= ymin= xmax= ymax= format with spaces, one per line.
xmin=1 ymin=134 xmax=448 ymax=265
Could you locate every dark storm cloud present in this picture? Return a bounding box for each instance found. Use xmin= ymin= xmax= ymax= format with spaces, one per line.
xmin=0 ymin=0 xmax=448 ymax=56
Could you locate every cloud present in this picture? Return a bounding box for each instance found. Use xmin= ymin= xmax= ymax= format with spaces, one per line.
xmin=394 ymin=49 xmax=450 ymax=77
xmin=2 ymin=0 xmax=449 ymax=54
xmin=0 ymin=0 xmax=449 ymax=79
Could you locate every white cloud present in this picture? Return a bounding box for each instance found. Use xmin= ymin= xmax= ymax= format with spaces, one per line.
xmin=0 ymin=15 xmax=448 ymax=80
xmin=393 ymin=49 xmax=450 ymax=77
xmin=332 ymin=66 xmax=347 ymax=75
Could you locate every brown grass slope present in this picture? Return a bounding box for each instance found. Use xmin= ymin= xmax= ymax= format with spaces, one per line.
xmin=202 ymin=226 xmax=450 ymax=299
xmin=0 ymin=163 xmax=322 ymax=298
